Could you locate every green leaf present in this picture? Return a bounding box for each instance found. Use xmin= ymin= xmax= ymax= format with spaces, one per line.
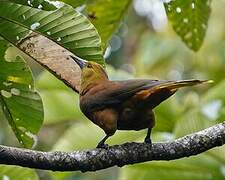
xmin=119 ymin=154 xmax=224 ymax=180
xmin=0 ymin=2 xmax=104 ymax=92
xmin=59 ymin=0 xmax=132 ymax=48
xmin=0 ymin=39 xmax=43 ymax=148
xmin=36 ymin=70 xmax=71 ymax=91
xmin=59 ymin=0 xmax=86 ymax=8
xmin=0 ymin=165 xmax=38 ymax=180
xmin=53 ymin=122 xmax=145 ymax=151
xmin=41 ymin=90 xmax=81 ymax=124
xmin=36 ymin=71 xmax=84 ymax=124
xmin=86 ymin=0 xmax=132 ymax=48
xmin=0 ymin=2 xmax=103 ymax=64
xmin=164 ymin=0 xmax=212 ymax=51
xmin=202 ymin=80 xmax=225 ymax=102
xmin=200 ymin=80 xmax=225 ymax=124
xmin=8 ymin=0 xmax=57 ymax=10
xmin=154 ymin=99 xmax=181 ymax=132
xmin=173 ymin=109 xmax=214 ymax=137
xmin=173 ymin=81 xmax=224 ymax=138
xmin=207 ymin=146 xmax=225 ymax=165
xmin=52 ymin=122 xmax=104 ymax=151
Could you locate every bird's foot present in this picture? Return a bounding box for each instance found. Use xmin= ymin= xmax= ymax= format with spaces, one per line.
xmin=145 ymin=128 xmax=152 ymax=146
xmin=144 ymin=138 xmax=152 ymax=145
xmin=96 ymin=143 xmax=109 ymax=149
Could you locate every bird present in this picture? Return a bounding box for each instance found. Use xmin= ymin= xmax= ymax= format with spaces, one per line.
xmin=70 ymin=55 xmax=211 ymax=148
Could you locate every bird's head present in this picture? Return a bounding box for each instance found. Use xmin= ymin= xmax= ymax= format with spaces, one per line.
xmin=71 ymin=56 xmax=108 ymax=93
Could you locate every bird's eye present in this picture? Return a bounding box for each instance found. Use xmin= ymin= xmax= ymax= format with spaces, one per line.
xmin=87 ymin=64 xmax=92 ymax=68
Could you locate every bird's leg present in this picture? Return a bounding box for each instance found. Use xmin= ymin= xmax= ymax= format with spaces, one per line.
xmin=144 ymin=128 xmax=152 ymax=144
xmin=96 ymin=135 xmax=110 ymax=149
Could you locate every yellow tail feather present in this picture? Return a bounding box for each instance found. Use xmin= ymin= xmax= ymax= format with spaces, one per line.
xmin=158 ymin=79 xmax=213 ymax=90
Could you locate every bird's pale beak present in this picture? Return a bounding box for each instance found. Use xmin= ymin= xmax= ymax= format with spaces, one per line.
xmin=70 ymin=55 xmax=87 ymax=69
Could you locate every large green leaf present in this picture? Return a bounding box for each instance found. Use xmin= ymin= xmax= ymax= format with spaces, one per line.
xmin=0 ymin=39 xmax=43 ymax=148
xmin=172 ymin=81 xmax=225 ymax=166
xmin=0 ymin=165 xmax=38 ymax=180
xmin=53 ymin=122 xmax=145 ymax=151
xmin=174 ymin=80 xmax=225 ymax=138
xmin=59 ymin=0 xmax=132 ymax=48
xmin=173 ymin=108 xmax=215 ymax=138
xmin=36 ymin=71 xmax=84 ymax=124
xmin=86 ymin=0 xmax=131 ymax=48
xmin=196 ymin=80 xmax=225 ymax=163
xmin=58 ymin=0 xmax=86 ymax=8
xmin=154 ymin=99 xmax=181 ymax=132
xmin=164 ymin=0 xmax=212 ymax=51
xmin=52 ymin=122 xmax=104 ymax=151
xmin=200 ymin=80 xmax=225 ymax=123
xmin=0 ymin=2 xmax=103 ymax=63
xmin=118 ymin=154 xmax=224 ymax=180
xmin=8 ymin=0 xmax=57 ymax=10
xmin=0 ymin=2 xmax=104 ymax=92
xmin=202 ymin=80 xmax=225 ymax=102
xmin=208 ymin=147 xmax=225 ymax=165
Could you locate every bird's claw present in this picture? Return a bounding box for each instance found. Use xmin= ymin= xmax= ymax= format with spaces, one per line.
xmin=96 ymin=143 xmax=109 ymax=149
xmin=144 ymin=138 xmax=152 ymax=145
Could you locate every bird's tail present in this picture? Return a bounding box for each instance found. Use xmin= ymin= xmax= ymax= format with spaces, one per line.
xmin=157 ymin=79 xmax=213 ymax=91
xmin=134 ymin=79 xmax=212 ymax=109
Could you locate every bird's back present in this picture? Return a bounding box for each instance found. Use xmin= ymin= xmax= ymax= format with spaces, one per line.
xmin=80 ymin=79 xmax=173 ymax=113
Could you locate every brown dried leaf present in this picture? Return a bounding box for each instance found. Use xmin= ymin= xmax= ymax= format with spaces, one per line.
xmin=19 ymin=33 xmax=81 ymax=92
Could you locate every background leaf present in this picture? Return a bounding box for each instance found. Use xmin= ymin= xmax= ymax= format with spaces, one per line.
xmin=59 ymin=0 xmax=132 ymax=49
xmin=86 ymin=0 xmax=132 ymax=48
xmin=118 ymin=154 xmax=224 ymax=180
xmin=53 ymin=122 xmax=146 ymax=151
xmin=36 ymin=71 xmax=83 ymax=124
xmin=0 ymin=165 xmax=38 ymax=180
xmin=0 ymin=39 xmax=43 ymax=148
xmin=164 ymin=0 xmax=212 ymax=51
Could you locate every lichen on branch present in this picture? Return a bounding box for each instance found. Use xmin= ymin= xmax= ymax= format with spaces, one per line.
xmin=0 ymin=122 xmax=224 ymax=172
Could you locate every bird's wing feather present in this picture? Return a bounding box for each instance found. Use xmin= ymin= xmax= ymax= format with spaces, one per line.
xmin=109 ymin=79 xmax=208 ymax=101
xmin=108 ymin=79 xmax=165 ymax=100
xmin=82 ymin=79 xmax=209 ymax=112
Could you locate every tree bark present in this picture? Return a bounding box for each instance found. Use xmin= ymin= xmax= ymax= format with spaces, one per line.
xmin=0 ymin=122 xmax=224 ymax=172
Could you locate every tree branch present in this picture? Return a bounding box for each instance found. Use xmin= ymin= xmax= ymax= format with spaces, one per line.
xmin=0 ymin=122 xmax=224 ymax=172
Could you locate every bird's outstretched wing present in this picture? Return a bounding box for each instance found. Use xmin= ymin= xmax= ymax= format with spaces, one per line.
xmin=81 ymin=79 xmax=210 ymax=112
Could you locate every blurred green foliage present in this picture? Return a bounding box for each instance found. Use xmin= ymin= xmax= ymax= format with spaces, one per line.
xmin=0 ymin=0 xmax=225 ymax=180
